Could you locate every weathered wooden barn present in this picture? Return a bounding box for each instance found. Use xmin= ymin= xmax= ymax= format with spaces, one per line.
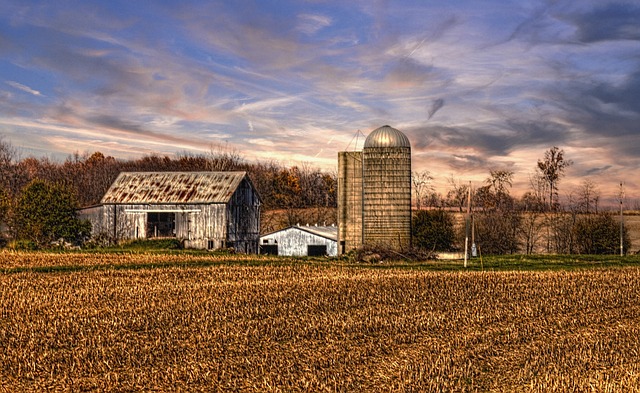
xmin=259 ymin=225 xmax=338 ymax=257
xmin=80 ymin=171 xmax=261 ymax=252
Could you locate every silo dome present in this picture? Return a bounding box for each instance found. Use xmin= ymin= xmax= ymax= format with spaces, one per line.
xmin=364 ymin=125 xmax=411 ymax=149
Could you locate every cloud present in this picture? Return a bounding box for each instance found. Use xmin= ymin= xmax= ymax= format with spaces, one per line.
xmin=6 ymin=81 xmax=43 ymax=96
xmin=297 ymin=13 xmax=332 ymax=35
xmin=427 ymin=98 xmax=444 ymax=120
xmin=568 ymin=3 xmax=640 ymax=43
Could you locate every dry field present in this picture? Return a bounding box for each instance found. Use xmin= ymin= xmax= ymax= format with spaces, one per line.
xmin=1 ymin=253 xmax=640 ymax=392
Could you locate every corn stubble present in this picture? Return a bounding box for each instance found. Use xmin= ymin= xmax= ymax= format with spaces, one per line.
xmin=1 ymin=253 xmax=639 ymax=392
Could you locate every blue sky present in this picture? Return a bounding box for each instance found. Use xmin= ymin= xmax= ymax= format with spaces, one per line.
xmin=1 ymin=0 xmax=639 ymax=202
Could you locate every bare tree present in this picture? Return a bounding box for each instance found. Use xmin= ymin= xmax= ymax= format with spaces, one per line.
xmin=537 ymin=147 xmax=571 ymax=211
xmin=576 ymin=179 xmax=600 ymax=214
xmin=412 ymin=170 xmax=434 ymax=210
xmin=485 ymin=169 xmax=514 ymax=210
xmin=446 ymin=175 xmax=469 ymax=212
xmin=206 ymin=143 xmax=244 ymax=171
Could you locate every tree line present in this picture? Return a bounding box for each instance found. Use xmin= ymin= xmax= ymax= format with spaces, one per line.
xmin=0 ymin=138 xmax=631 ymax=254
xmin=0 ymin=139 xmax=336 ymax=248
xmin=412 ymin=147 xmax=632 ymax=255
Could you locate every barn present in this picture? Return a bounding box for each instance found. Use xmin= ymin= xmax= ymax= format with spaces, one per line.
xmin=259 ymin=225 xmax=338 ymax=257
xmin=80 ymin=171 xmax=261 ymax=252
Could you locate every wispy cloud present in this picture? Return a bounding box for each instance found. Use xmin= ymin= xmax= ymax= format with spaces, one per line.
xmin=6 ymin=81 xmax=43 ymax=96
xmin=0 ymin=0 xmax=639 ymax=200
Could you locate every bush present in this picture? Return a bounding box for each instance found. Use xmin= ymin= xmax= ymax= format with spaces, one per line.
xmin=412 ymin=210 xmax=456 ymax=252
xmin=13 ymin=180 xmax=91 ymax=247
xmin=474 ymin=211 xmax=521 ymax=255
xmin=7 ymin=239 xmax=39 ymax=251
xmin=573 ymin=213 xmax=631 ymax=255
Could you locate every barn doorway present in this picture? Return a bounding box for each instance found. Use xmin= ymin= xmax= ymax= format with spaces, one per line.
xmin=307 ymin=245 xmax=327 ymax=256
xmin=147 ymin=212 xmax=176 ymax=238
xmin=261 ymin=244 xmax=278 ymax=255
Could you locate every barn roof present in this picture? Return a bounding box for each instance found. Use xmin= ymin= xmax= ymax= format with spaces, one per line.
xmin=101 ymin=171 xmax=251 ymax=204
xmin=262 ymin=225 xmax=338 ymax=241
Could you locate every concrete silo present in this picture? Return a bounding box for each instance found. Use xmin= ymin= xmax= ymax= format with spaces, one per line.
xmin=362 ymin=125 xmax=412 ymax=250
xmin=337 ymin=151 xmax=363 ymax=254
xmin=337 ymin=125 xmax=412 ymax=254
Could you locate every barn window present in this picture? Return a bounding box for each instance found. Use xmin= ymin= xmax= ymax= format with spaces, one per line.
xmin=147 ymin=212 xmax=175 ymax=238
xmin=307 ymin=245 xmax=327 ymax=256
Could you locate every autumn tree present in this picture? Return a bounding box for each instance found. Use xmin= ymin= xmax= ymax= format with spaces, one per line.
xmin=537 ymin=147 xmax=571 ymax=211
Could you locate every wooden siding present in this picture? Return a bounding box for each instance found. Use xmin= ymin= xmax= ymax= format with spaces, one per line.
xmin=260 ymin=226 xmax=337 ymax=257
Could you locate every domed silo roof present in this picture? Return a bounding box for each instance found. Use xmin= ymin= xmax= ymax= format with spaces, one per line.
xmin=364 ymin=125 xmax=411 ymax=149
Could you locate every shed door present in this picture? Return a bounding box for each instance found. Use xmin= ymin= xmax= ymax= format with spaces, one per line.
xmin=307 ymin=245 xmax=327 ymax=257
xmin=260 ymin=245 xmax=278 ymax=255
xmin=147 ymin=212 xmax=176 ymax=238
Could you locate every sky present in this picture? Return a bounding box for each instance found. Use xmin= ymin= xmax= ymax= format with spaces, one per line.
xmin=1 ymin=0 xmax=639 ymax=205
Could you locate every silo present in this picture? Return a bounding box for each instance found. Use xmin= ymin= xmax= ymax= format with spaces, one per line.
xmin=337 ymin=151 xmax=363 ymax=254
xmin=362 ymin=125 xmax=412 ymax=250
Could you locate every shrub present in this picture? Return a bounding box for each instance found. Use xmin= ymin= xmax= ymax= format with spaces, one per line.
xmin=13 ymin=180 xmax=91 ymax=247
xmin=474 ymin=210 xmax=521 ymax=255
xmin=412 ymin=210 xmax=456 ymax=252
xmin=7 ymin=239 xmax=39 ymax=251
xmin=573 ymin=213 xmax=631 ymax=255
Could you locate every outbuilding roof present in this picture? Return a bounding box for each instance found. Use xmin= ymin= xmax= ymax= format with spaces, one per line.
xmin=101 ymin=171 xmax=250 ymax=204
xmin=262 ymin=225 xmax=338 ymax=241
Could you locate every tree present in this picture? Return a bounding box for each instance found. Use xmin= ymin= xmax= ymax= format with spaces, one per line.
xmin=412 ymin=210 xmax=456 ymax=252
xmin=472 ymin=169 xmax=520 ymax=255
xmin=537 ymin=147 xmax=571 ymax=211
xmin=480 ymin=169 xmax=514 ymax=211
xmin=575 ymin=179 xmax=600 ymax=214
xmin=412 ymin=170 xmax=434 ymax=210
xmin=13 ymin=180 xmax=91 ymax=246
xmin=446 ymin=176 xmax=469 ymax=212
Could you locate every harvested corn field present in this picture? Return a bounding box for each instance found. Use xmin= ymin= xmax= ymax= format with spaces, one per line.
xmin=1 ymin=253 xmax=640 ymax=392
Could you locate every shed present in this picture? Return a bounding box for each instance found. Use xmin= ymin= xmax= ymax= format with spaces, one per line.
xmin=79 ymin=171 xmax=261 ymax=252
xmin=260 ymin=225 xmax=338 ymax=257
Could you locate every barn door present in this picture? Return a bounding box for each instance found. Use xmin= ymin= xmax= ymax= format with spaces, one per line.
xmin=147 ymin=212 xmax=176 ymax=238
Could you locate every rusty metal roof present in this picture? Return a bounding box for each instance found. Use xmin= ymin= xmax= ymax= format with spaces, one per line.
xmin=101 ymin=171 xmax=249 ymax=204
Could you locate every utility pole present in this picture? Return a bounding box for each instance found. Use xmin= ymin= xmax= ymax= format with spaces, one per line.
xmin=620 ymin=182 xmax=625 ymax=257
xmin=464 ymin=181 xmax=471 ymax=268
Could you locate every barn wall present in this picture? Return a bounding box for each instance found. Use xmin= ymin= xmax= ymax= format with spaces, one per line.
xmin=260 ymin=227 xmax=337 ymax=256
xmin=81 ymin=204 xmax=231 ymax=249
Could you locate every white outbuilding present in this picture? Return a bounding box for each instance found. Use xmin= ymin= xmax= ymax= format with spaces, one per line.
xmin=259 ymin=224 xmax=338 ymax=257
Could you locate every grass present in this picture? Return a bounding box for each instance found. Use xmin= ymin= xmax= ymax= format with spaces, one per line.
xmin=3 ymin=249 xmax=640 ymax=274
xmin=2 ymin=252 xmax=640 ymax=391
